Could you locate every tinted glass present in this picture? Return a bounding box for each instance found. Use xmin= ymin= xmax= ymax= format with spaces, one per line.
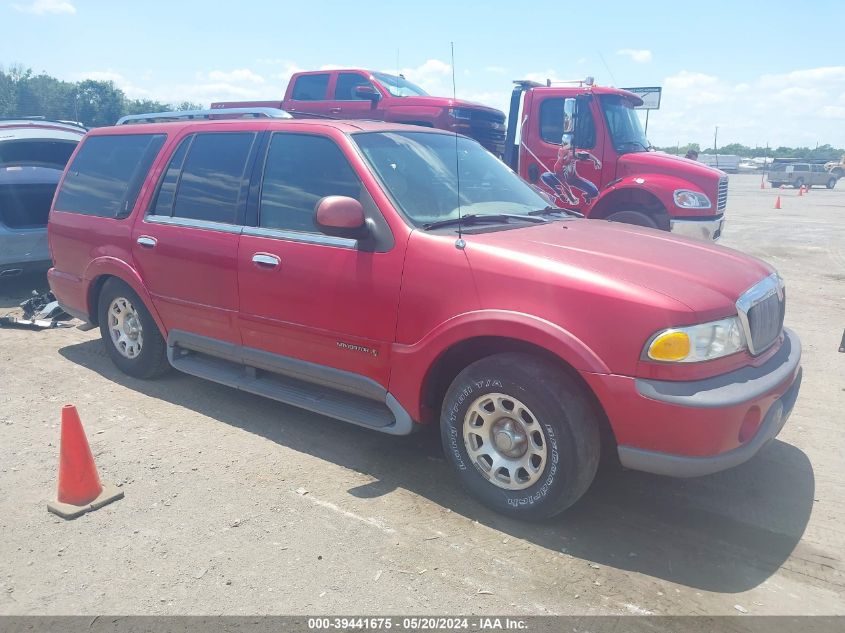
xmin=55 ymin=134 xmax=165 ymax=218
xmin=260 ymin=134 xmax=362 ymax=232
xmin=291 ymin=74 xmax=330 ymax=101
xmin=354 ymin=131 xmax=547 ymax=226
xmin=149 ymin=137 xmax=191 ymax=216
xmin=539 ymin=98 xmax=596 ymax=148
xmin=172 ymin=133 xmax=255 ymax=224
xmin=600 ymin=94 xmax=649 ymax=153
xmin=794 ymin=164 xmax=809 ymax=172
xmin=335 ymin=73 xmax=373 ymax=100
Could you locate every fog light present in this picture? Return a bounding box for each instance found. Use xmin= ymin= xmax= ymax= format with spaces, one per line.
xmin=738 ymin=406 xmax=761 ymax=444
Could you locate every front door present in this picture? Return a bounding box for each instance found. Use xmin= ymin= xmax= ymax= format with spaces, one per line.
xmin=520 ymin=93 xmax=604 ymax=214
xmin=132 ymin=131 xmax=258 ymax=345
xmin=237 ymin=131 xmax=403 ymax=388
xmin=329 ymin=72 xmax=384 ymax=120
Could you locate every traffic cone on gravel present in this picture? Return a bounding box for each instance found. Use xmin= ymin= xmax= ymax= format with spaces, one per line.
xmin=774 ymin=196 xmax=782 ymax=209
xmin=47 ymin=405 xmax=123 ymax=519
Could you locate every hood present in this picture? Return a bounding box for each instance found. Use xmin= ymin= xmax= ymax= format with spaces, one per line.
xmin=389 ymin=96 xmax=505 ymax=118
xmin=464 ymin=219 xmax=773 ymax=320
xmin=618 ymin=151 xmax=723 ymax=188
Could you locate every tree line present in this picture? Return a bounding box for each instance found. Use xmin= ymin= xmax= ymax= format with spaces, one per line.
xmin=0 ymin=66 xmax=202 ymax=128
xmin=655 ymin=142 xmax=844 ymax=161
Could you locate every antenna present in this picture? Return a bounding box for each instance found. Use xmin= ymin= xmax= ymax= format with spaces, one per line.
xmin=597 ymin=51 xmax=617 ymax=85
xmin=451 ymin=41 xmax=464 ymax=247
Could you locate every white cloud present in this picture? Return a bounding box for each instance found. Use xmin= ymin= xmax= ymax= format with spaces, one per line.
xmin=206 ymin=69 xmax=265 ymax=84
xmin=12 ymin=0 xmax=75 ymax=14
xmin=484 ymin=65 xmax=508 ymax=75
xmin=648 ymin=66 xmax=845 ymax=148
xmin=617 ymin=48 xmax=652 ymax=63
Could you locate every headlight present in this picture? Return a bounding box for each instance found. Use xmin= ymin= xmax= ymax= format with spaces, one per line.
xmin=448 ymin=107 xmax=473 ymax=120
xmin=645 ymin=317 xmax=746 ymax=362
xmin=673 ymin=189 xmax=711 ymax=209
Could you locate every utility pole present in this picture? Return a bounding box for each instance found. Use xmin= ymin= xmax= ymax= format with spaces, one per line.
xmin=714 ymin=126 xmax=719 ymax=169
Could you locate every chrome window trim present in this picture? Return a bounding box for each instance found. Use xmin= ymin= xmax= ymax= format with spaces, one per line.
xmin=735 ymin=272 xmax=784 ymax=355
xmin=242 ymin=226 xmax=358 ymax=249
xmin=144 ymin=214 xmax=243 ymax=235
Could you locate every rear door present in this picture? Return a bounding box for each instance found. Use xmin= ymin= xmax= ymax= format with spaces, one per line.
xmin=283 ymin=72 xmax=335 ymax=118
xmin=237 ymin=131 xmax=402 ymax=388
xmin=132 ymin=131 xmax=259 ymax=345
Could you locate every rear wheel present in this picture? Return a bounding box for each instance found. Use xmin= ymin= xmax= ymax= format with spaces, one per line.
xmin=440 ymin=353 xmax=601 ymax=519
xmin=605 ymin=209 xmax=658 ymax=229
xmin=827 ymin=178 xmax=837 ymax=189
xmin=770 ymin=181 xmax=783 ymax=188
xmin=794 ymin=178 xmax=804 ymax=189
xmin=97 ymin=279 xmax=169 ymax=379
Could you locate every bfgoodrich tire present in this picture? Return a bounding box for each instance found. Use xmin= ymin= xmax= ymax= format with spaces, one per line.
xmin=98 ymin=278 xmax=170 ymax=379
xmin=440 ymin=353 xmax=600 ymax=520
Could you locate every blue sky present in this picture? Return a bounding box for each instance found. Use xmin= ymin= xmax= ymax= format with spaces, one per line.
xmin=3 ymin=0 xmax=845 ymax=148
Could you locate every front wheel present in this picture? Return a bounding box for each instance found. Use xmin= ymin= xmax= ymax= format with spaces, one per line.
xmin=794 ymin=178 xmax=805 ymax=189
xmin=605 ymin=209 xmax=659 ymax=229
xmin=440 ymin=353 xmax=601 ymax=520
xmin=98 ymin=278 xmax=170 ymax=379
xmin=827 ymin=178 xmax=837 ymax=189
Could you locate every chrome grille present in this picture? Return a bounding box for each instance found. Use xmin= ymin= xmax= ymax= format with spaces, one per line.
xmin=736 ymin=274 xmax=784 ymax=355
xmin=717 ymin=176 xmax=728 ymax=211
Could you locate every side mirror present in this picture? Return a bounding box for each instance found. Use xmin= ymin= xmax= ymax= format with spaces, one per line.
xmin=315 ymin=196 xmax=368 ymax=239
xmin=354 ymin=84 xmax=381 ymax=102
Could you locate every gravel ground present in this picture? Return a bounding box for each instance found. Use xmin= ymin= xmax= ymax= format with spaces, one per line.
xmin=0 ymin=174 xmax=842 ymax=616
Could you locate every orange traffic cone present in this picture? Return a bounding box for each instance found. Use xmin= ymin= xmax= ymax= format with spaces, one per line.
xmin=47 ymin=405 xmax=123 ymax=519
xmin=774 ymin=196 xmax=781 ymax=210
xmin=798 ymin=186 xmax=804 ymax=196
xmin=760 ymin=176 xmax=765 ymax=189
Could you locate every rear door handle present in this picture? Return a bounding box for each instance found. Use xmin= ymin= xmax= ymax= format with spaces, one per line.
xmin=252 ymin=253 xmax=281 ymax=269
xmin=137 ymin=236 xmax=157 ymax=248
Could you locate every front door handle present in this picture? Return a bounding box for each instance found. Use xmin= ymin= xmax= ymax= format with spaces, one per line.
xmin=252 ymin=253 xmax=281 ymax=269
xmin=329 ymin=107 xmax=342 ymax=114
xmin=137 ymin=236 xmax=157 ymax=248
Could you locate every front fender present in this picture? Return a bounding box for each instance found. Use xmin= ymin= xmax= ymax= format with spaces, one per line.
xmin=83 ymin=256 xmax=167 ymax=334
xmin=388 ymin=309 xmax=610 ymax=421
xmin=598 ymin=173 xmax=712 ymax=218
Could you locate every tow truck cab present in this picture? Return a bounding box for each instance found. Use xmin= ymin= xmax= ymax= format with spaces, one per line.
xmin=503 ymin=79 xmax=727 ymax=241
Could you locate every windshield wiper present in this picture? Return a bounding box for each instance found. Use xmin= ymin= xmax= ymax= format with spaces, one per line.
xmin=527 ymin=206 xmax=584 ymax=219
xmin=616 ymin=140 xmax=649 ymax=152
xmin=422 ymin=213 xmax=546 ymax=231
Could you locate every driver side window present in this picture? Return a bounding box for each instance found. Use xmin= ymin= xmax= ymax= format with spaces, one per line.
xmin=539 ymin=98 xmax=596 ymax=148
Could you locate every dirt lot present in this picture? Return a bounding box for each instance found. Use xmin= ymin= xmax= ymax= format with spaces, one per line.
xmin=0 ymin=174 xmax=843 ymax=616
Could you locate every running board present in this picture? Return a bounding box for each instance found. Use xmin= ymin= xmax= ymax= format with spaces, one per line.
xmin=167 ymin=336 xmax=413 ymax=435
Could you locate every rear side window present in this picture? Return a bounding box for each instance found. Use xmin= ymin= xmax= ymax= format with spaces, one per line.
xmin=171 ymin=133 xmax=256 ymax=224
xmin=259 ymin=133 xmax=362 ymax=232
xmin=54 ymin=134 xmax=165 ymax=218
xmin=291 ymin=74 xmax=330 ymax=101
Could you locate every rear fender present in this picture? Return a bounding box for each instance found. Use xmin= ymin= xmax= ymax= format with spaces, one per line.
xmin=83 ymin=257 xmax=166 ymax=334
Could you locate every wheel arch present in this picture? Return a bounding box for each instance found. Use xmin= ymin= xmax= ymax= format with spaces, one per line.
xmin=418 ymin=335 xmax=616 ymax=450
xmin=83 ymin=257 xmax=165 ymax=334
xmin=591 ymin=185 xmax=670 ymax=229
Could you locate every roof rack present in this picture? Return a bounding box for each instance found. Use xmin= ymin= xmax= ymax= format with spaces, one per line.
xmin=513 ymin=77 xmax=594 ymax=88
xmin=115 ymin=107 xmax=292 ymax=126
xmin=0 ymin=117 xmax=87 ymax=130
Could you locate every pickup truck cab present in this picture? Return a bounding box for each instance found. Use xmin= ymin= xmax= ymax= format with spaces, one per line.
xmin=48 ymin=109 xmax=802 ymax=519
xmin=212 ymin=68 xmax=507 ymax=156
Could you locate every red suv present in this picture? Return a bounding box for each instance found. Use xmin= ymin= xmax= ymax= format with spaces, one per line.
xmin=47 ymin=110 xmax=802 ymax=519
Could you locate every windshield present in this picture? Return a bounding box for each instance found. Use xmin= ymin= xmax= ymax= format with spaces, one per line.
xmin=372 ymin=72 xmax=429 ymax=98
xmin=353 ymin=131 xmax=550 ymax=227
xmin=600 ymin=94 xmax=650 ymax=153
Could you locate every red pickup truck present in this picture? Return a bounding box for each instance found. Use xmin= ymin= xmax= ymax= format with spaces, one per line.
xmin=47 ymin=110 xmax=801 ymax=519
xmin=212 ymin=68 xmax=506 ymax=156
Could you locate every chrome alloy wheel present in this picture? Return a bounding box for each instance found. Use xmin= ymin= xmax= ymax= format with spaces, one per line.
xmin=463 ymin=393 xmax=548 ymax=490
xmin=108 ymin=297 xmax=143 ymax=359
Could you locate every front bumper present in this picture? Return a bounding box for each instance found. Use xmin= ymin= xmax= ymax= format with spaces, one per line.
xmin=583 ymin=328 xmax=802 ymax=478
xmin=669 ymin=215 xmax=724 ymax=241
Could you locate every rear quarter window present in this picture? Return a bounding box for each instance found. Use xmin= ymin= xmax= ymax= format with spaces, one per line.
xmin=54 ymin=134 xmax=165 ymax=218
